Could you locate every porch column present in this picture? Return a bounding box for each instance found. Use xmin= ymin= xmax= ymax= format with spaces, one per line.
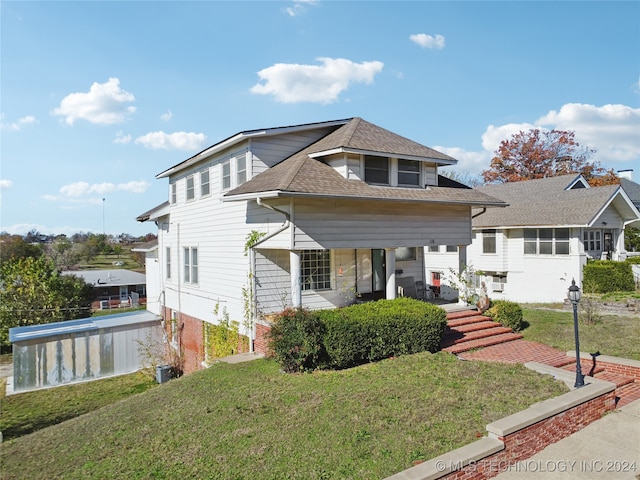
xmin=458 ymin=245 xmax=468 ymax=305
xmin=290 ymin=250 xmax=302 ymax=308
xmin=385 ymin=248 xmax=396 ymax=300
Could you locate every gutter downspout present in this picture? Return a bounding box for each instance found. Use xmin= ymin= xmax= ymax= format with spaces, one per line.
xmin=472 ymin=207 xmax=487 ymax=219
xmin=249 ymin=198 xmax=292 ymax=352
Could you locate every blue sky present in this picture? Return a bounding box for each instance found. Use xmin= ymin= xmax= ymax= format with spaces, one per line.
xmin=1 ymin=1 xmax=639 ymax=238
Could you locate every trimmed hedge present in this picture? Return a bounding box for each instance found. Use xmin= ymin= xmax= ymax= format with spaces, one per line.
xmin=266 ymin=308 xmax=326 ymax=373
xmin=485 ymin=300 xmax=524 ymax=332
xmin=267 ymin=298 xmax=448 ymax=372
xmin=583 ymin=260 xmax=635 ymax=293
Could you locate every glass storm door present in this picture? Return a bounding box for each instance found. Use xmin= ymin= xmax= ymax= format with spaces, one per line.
xmin=372 ymin=249 xmax=386 ymax=293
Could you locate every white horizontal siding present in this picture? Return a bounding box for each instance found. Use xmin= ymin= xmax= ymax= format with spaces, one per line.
xmin=292 ymin=199 xmax=471 ymax=249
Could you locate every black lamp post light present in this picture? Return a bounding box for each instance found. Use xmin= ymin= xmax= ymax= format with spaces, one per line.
xmin=567 ymin=279 xmax=585 ymax=388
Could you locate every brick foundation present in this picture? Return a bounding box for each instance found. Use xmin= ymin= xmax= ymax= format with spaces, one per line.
xmin=254 ymin=322 xmax=272 ymax=356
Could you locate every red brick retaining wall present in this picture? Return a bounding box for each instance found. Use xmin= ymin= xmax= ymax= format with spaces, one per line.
xmin=254 ymin=322 xmax=272 ymax=355
xmin=439 ymin=391 xmax=616 ymax=480
xmin=597 ymin=360 xmax=640 ymax=382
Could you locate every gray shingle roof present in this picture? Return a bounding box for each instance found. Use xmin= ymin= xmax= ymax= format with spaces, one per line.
xmin=225 ymin=118 xmax=504 ymax=207
xmin=473 ymin=175 xmax=624 ymax=228
xmin=621 ymin=178 xmax=640 ymax=209
xmin=61 ymin=269 xmax=146 ymax=287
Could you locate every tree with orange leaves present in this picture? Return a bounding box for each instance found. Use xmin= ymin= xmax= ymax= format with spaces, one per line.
xmin=481 ymin=129 xmax=619 ymax=186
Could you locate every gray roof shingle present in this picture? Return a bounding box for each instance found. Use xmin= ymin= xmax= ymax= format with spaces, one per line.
xmin=473 ymin=174 xmax=623 ymax=228
xmin=225 ymin=118 xmax=505 ymax=207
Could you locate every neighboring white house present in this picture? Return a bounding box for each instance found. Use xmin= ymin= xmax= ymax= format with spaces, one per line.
xmin=424 ymin=174 xmax=640 ymax=304
xmin=136 ymin=117 xmax=507 ymax=372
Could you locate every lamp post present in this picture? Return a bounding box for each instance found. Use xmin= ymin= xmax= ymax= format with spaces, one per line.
xmin=567 ymin=279 xmax=585 ymax=388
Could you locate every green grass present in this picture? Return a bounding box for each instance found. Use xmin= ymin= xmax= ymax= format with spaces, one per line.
xmin=0 ymin=372 xmax=157 ymax=440
xmin=76 ymin=249 xmax=143 ymax=272
xmin=0 ymin=353 xmax=567 ymax=480
xmin=521 ymin=306 xmax=640 ymax=361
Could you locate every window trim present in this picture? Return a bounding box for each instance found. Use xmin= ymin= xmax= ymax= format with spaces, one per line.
xmin=200 ymin=168 xmax=210 ymax=197
xmin=183 ymin=247 xmax=199 ymax=284
xmin=524 ymin=228 xmax=570 ymax=256
xmin=397 ymin=159 xmax=421 ymax=187
xmin=301 ymin=249 xmax=331 ymax=291
xmin=185 ymin=175 xmax=195 ymax=201
xmin=364 ymin=155 xmax=390 ymax=185
xmin=166 ymin=247 xmax=171 ymax=280
xmin=482 ymin=229 xmax=497 ymax=254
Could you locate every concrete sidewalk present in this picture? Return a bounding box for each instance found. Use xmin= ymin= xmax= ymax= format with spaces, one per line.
xmin=495 ymin=398 xmax=640 ymax=479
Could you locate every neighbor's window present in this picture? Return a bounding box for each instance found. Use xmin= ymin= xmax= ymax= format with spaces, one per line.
xmin=200 ymin=169 xmax=210 ymax=196
xmin=183 ymin=247 xmax=198 ymax=284
xmin=583 ymin=230 xmax=601 ymax=251
xmin=482 ymin=230 xmax=496 ymax=254
xmin=170 ymin=183 xmax=177 ymax=204
xmin=428 ymin=245 xmax=440 ymax=253
xmin=186 ymin=175 xmax=195 ymax=201
xmin=301 ymin=250 xmax=331 ymax=291
xmin=222 ymin=160 xmax=231 ymax=190
xmin=446 ymin=245 xmax=457 ymax=253
xmin=395 ymin=247 xmax=416 ymax=261
xmin=166 ymin=247 xmax=171 ymax=280
xmin=524 ymin=228 xmax=570 ymax=255
xmin=398 ymin=159 xmax=420 ymax=186
xmin=364 ymin=155 xmax=389 ymax=184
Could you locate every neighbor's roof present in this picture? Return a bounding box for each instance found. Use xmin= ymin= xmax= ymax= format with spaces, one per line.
xmin=61 ymin=269 xmax=146 ymax=287
xmin=621 ymin=177 xmax=640 ymax=209
xmin=9 ymin=311 xmax=161 ymax=343
xmin=223 ymin=118 xmax=505 ymax=208
xmin=136 ymin=201 xmax=169 ymax=222
xmin=131 ymin=239 xmax=158 ymax=253
xmin=472 ymin=174 xmax=640 ymax=228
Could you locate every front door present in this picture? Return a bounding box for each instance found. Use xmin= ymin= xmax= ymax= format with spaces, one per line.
xmin=372 ymin=249 xmax=386 ymax=295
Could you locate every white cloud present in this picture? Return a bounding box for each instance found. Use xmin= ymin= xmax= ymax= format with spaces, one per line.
xmin=0 ymin=114 xmax=37 ymax=131
xmin=410 ymin=33 xmax=446 ymax=50
xmin=134 ymin=131 xmax=207 ymax=150
xmin=160 ymin=110 xmax=173 ymax=121
xmin=59 ymin=180 xmax=150 ymax=197
xmin=536 ymin=103 xmax=640 ymax=163
xmin=250 ymin=57 xmax=384 ymax=104
xmin=0 ymin=179 xmax=13 ymax=190
xmin=114 ymin=131 xmax=132 ymax=144
xmin=439 ymin=103 xmax=640 ymax=178
xmin=285 ymin=0 xmax=318 ymax=17
xmin=51 ymin=77 xmax=136 ymax=125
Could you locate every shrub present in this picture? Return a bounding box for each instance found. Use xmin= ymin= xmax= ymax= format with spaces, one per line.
xmin=266 ymin=308 xmax=326 ymax=373
xmin=625 ymin=256 xmax=640 ymax=265
xmin=583 ymin=260 xmax=635 ymax=293
xmin=486 ymin=300 xmax=524 ymax=332
xmin=320 ymin=298 xmax=447 ymax=369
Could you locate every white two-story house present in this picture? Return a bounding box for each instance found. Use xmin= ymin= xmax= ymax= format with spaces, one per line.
xmin=137 ymin=117 xmax=506 ymax=372
xmin=424 ymin=174 xmax=640 ymax=304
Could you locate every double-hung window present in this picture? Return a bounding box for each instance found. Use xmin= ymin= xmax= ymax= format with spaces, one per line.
xmin=236 ymin=154 xmax=247 ymax=185
xmin=166 ymin=247 xmax=171 ymax=280
xmin=583 ymin=230 xmax=601 ymax=251
xmin=364 ymin=155 xmax=389 ymax=184
xmin=170 ymin=183 xmax=177 ymax=204
xmin=222 ymin=160 xmax=231 ymax=190
xmin=482 ymin=230 xmax=496 ymax=254
xmin=524 ymin=228 xmax=570 ymax=255
xmin=186 ymin=175 xmax=195 ymax=201
xmin=183 ymin=247 xmax=198 ymax=284
xmin=200 ymin=169 xmax=210 ymax=196
xmin=301 ymin=250 xmax=331 ymax=291
xmin=398 ymin=159 xmax=420 ymax=186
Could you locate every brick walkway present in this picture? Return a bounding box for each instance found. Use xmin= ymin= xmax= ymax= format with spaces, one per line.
xmin=445 ymin=310 xmax=640 ymax=408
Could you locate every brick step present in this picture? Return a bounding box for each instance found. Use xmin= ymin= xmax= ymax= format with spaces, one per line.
xmin=560 ymin=360 xmax=606 ymax=377
xmin=444 ymin=320 xmax=503 ymax=335
xmin=447 ymin=315 xmax=494 ymax=328
xmin=593 ymin=371 xmax=635 ymax=389
xmin=442 ymin=326 xmax=515 ymax=347
xmin=614 ymin=381 xmax=640 ymax=408
xmin=442 ymin=332 xmax=524 ymax=355
xmin=446 ymin=310 xmax=484 ymax=321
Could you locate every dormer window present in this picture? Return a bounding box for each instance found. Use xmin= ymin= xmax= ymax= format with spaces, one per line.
xmin=398 ymin=159 xmax=420 ymax=186
xmin=364 ymin=155 xmax=389 ymax=185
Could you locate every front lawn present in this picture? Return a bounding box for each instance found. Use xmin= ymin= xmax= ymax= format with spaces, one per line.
xmin=0 ymin=353 xmax=567 ymax=480
xmin=521 ymin=306 xmax=640 ymax=361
